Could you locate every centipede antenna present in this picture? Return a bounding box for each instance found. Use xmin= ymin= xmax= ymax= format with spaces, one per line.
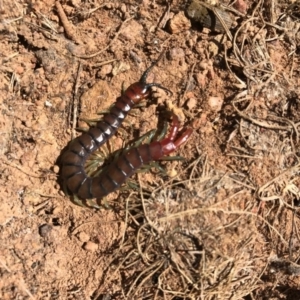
xmin=140 ymin=50 xmax=166 ymax=83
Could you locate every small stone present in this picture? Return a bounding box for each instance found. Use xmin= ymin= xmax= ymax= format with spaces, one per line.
xmin=97 ymin=64 xmax=113 ymax=79
xmin=45 ymin=100 xmax=52 ymax=107
xmin=167 ymin=167 xmax=178 ymax=177
xmin=112 ymin=61 xmax=130 ymax=77
xmin=15 ymin=65 xmax=24 ymax=74
xmin=120 ymin=3 xmax=127 ymax=13
xmin=168 ymin=48 xmax=185 ymax=61
xmin=195 ymin=72 xmax=207 ymax=88
xmin=52 ymin=206 xmax=62 ymax=215
xmin=119 ymin=20 xmax=143 ymax=42
xmin=77 ymin=232 xmax=90 ymax=243
xmin=83 ymin=241 xmax=98 ymax=252
xmin=233 ymin=0 xmax=248 ymax=14
xmin=52 ymin=96 xmax=66 ymax=112
xmin=70 ymin=0 xmax=81 ymax=8
xmin=186 ymin=1 xmax=232 ymax=32
xmin=39 ymin=224 xmax=52 ymax=237
xmin=168 ymin=11 xmax=191 ymax=34
xmin=53 ymin=165 xmax=60 ymax=174
xmin=186 ymin=97 xmax=197 ymax=110
xmin=207 ymin=96 xmax=223 ymax=112
xmin=199 ymin=60 xmax=209 ymax=70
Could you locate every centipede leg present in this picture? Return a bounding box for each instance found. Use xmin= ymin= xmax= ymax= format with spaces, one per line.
xmin=134 ymin=129 xmax=156 ymax=145
xmin=121 ymin=129 xmax=157 ymax=153
xmin=85 ymin=144 xmax=110 ymax=177
xmin=156 ymin=121 xmax=168 ymax=141
xmin=121 ymin=81 xmax=126 ymax=94
xmin=72 ymin=195 xmax=101 ymax=209
xmin=123 ymin=179 xmax=152 ymax=195
xmin=147 ymin=161 xmax=167 ymax=174
xmin=62 ymin=182 xmax=71 ymax=197
xmin=129 ymin=120 xmax=168 ymax=147
xmin=126 ymin=180 xmax=139 ymax=190
xmin=72 ymin=196 xmax=85 ymax=207
xmin=97 ymin=198 xmax=112 ymax=210
xmin=96 ymin=107 xmax=113 ymax=115
xmin=85 ymin=199 xmax=102 ymax=210
xmin=78 ymin=119 xmax=98 ymax=127
xmin=85 ymin=159 xmax=105 ymax=177
xmin=75 ymin=125 xmax=91 ymax=132
xmin=159 ymin=155 xmax=185 ymax=161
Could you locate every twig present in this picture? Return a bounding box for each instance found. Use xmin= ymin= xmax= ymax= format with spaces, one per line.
xmin=3 ymin=161 xmax=41 ymax=178
xmin=257 ymin=163 xmax=300 ymax=201
xmin=180 ymin=62 xmax=196 ymax=107
xmin=158 ymin=207 xmax=288 ymax=246
xmin=18 ymin=280 xmax=36 ymax=300
xmin=232 ymin=102 xmax=294 ymax=131
xmin=78 ymin=3 xmax=109 ymax=19
xmin=239 ymin=118 xmax=266 ymax=151
xmin=72 ymin=62 xmax=82 ymax=139
xmin=55 ymin=1 xmax=79 ymax=43
xmin=92 ymin=59 xmax=117 ymax=68
xmin=156 ymin=0 xmax=171 ymax=29
xmin=224 ymin=43 xmax=247 ymax=88
xmin=0 ymin=259 xmax=11 ymax=272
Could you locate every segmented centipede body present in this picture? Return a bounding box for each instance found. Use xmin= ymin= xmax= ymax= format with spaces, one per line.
xmin=61 ymin=54 xmax=192 ymax=200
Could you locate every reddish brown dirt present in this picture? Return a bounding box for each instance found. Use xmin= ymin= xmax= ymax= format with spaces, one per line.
xmin=1 ymin=0 xmax=300 ymax=299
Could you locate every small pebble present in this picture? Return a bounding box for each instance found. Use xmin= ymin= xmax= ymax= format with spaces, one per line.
xmin=168 ymin=48 xmax=185 ymax=61
xmin=186 ymin=97 xmax=197 ymax=110
xmin=199 ymin=60 xmax=209 ymax=70
xmin=77 ymin=232 xmax=90 ymax=243
xmin=120 ymin=3 xmax=127 ymax=13
xmin=97 ymin=64 xmax=113 ymax=79
xmin=15 ymin=65 xmax=24 ymax=74
xmin=207 ymin=96 xmax=223 ymax=112
xmin=83 ymin=241 xmax=98 ymax=252
xmin=52 ymin=206 xmax=62 ymax=215
xmin=39 ymin=224 xmax=52 ymax=238
xmin=167 ymin=167 xmax=178 ymax=177
xmin=52 ymin=96 xmax=66 ymax=112
xmin=233 ymin=0 xmax=248 ymax=14
xmin=168 ymin=11 xmax=191 ymax=34
xmin=45 ymin=100 xmax=52 ymax=107
xmin=53 ymin=165 xmax=60 ymax=174
xmin=195 ymin=72 xmax=206 ymax=88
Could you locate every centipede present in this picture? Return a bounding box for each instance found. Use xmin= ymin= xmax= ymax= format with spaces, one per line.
xmin=61 ymin=53 xmax=193 ymax=200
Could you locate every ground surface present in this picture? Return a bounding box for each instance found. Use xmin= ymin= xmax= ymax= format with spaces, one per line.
xmin=1 ymin=0 xmax=300 ymax=299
